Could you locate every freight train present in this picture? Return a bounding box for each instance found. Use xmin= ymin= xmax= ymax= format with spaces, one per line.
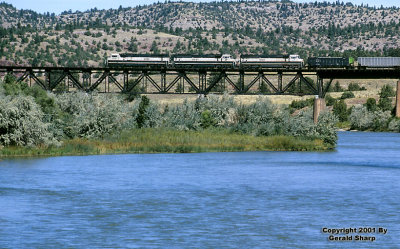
xmin=107 ymin=53 xmax=304 ymax=69
xmin=106 ymin=53 xmax=400 ymax=69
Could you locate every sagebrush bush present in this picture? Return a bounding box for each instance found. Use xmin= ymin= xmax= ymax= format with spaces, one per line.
xmin=388 ymin=118 xmax=400 ymax=132
xmin=55 ymin=92 xmax=134 ymax=138
xmin=349 ymin=105 xmax=391 ymax=131
xmin=0 ymin=76 xmax=340 ymax=148
xmin=0 ymin=95 xmax=59 ymax=146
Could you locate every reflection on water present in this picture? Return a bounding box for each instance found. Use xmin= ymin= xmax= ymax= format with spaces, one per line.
xmin=0 ymin=132 xmax=399 ymax=248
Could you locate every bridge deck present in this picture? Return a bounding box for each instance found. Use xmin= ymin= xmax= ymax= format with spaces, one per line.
xmin=0 ymin=65 xmax=399 ymax=96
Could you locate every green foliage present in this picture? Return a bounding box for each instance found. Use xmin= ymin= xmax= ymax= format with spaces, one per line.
xmin=0 ymin=78 xmax=340 ymax=150
xmin=3 ymin=1 xmax=400 ymax=67
xmin=325 ymin=94 xmax=336 ymax=106
xmin=333 ymin=99 xmax=348 ymax=122
xmin=379 ymin=84 xmax=396 ymax=98
xmin=200 ymin=110 xmax=217 ymax=128
xmin=289 ymin=98 xmax=314 ymax=112
xmin=0 ymin=95 xmax=58 ymax=146
xmin=314 ymin=111 xmax=338 ymax=147
xmin=347 ymin=82 xmax=366 ymax=91
xmin=365 ymin=98 xmax=377 ymax=112
xmin=150 ymin=40 xmax=159 ymax=54
xmin=340 ymin=91 xmax=355 ymax=99
xmin=135 ymin=95 xmax=161 ymax=129
xmin=28 ymin=86 xmax=58 ymax=115
xmin=2 ymin=74 xmax=29 ymax=96
xmin=332 ymin=81 xmax=344 ymax=92
xmin=175 ymin=82 xmax=184 ymax=93
xmin=208 ymin=72 xmax=224 ymax=93
xmin=136 ymin=95 xmax=150 ymax=128
xmin=55 ymin=92 xmax=133 ymax=138
xmin=125 ymin=79 xmax=145 ymax=101
xmin=378 ymin=84 xmax=395 ymax=112
xmin=388 ymin=118 xmax=400 ymax=132
xmin=259 ymin=82 xmax=271 ymax=94
xmin=349 ymin=105 xmax=392 ymax=131
xmin=0 ymin=128 xmax=329 ymax=157
xmin=1 ymin=74 xmax=60 ymax=120
xmin=378 ymin=97 xmax=393 ymax=112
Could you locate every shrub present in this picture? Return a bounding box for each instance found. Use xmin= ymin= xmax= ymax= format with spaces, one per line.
xmin=136 ymin=96 xmax=150 ymax=128
xmin=314 ymin=111 xmax=338 ymax=146
xmin=163 ymin=94 xmax=236 ymax=131
xmin=378 ymin=84 xmax=395 ymax=112
xmin=0 ymin=95 xmax=58 ymax=146
xmin=332 ymin=81 xmax=344 ymax=92
xmin=285 ymin=109 xmax=337 ymax=147
xmin=348 ymin=82 xmax=366 ymax=91
xmin=200 ymin=110 xmax=217 ymax=128
xmin=379 ymin=84 xmax=396 ymax=98
xmin=55 ymin=92 xmax=134 ymax=138
xmin=325 ymin=94 xmax=336 ymax=106
xmin=135 ymin=95 xmax=161 ymax=128
xmin=333 ymin=99 xmax=348 ymax=122
xmin=371 ymin=110 xmax=392 ymax=131
xmin=289 ymin=98 xmax=314 ymax=109
xmin=365 ymin=98 xmax=377 ymax=112
xmin=388 ymin=118 xmax=400 ymax=132
xmin=163 ymin=99 xmax=202 ymax=130
xmin=289 ymin=98 xmax=314 ymax=113
xmin=340 ymin=91 xmax=355 ymax=99
xmin=349 ymin=105 xmax=391 ymax=131
xmin=349 ymin=106 xmax=374 ymax=130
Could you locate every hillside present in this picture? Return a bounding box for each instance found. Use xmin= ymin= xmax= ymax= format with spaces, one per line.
xmin=1 ymin=1 xmax=400 ymax=66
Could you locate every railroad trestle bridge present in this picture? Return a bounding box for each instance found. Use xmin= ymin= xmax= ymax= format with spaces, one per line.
xmin=1 ymin=65 xmax=400 ymax=121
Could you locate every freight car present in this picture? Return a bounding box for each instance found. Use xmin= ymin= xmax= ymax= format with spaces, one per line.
xmin=106 ymin=53 xmax=169 ymax=67
xmin=172 ymin=54 xmax=236 ymax=68
xmin=358 ymin=57 xmax=400 ymax=68
xmin=240 ymin=54 xmax=304 ymax=69
xmin=307 ymin=57 xmax=352 ymax=68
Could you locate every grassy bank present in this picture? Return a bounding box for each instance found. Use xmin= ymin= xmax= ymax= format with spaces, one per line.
xmin=0 ymin=128 xmax=330 ymax=158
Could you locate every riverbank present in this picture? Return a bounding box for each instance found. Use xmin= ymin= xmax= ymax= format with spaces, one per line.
xmin=0 ymin=128 xmax=330 ymax=158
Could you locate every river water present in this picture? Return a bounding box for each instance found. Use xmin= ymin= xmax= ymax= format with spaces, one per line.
xmin=0 ymin=131 xmax=399 ymax=248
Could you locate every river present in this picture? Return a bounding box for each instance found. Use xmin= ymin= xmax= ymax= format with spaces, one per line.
xmin=0 ymin=131 xmax=399 ymax=248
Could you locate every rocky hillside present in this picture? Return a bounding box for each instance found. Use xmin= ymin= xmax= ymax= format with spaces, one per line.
xmin=1 ymin=1 xmax=400 ymax=66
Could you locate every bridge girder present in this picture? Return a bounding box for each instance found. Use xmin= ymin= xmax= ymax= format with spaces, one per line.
xmin=2 ymin=66 xmax=400 ymax=97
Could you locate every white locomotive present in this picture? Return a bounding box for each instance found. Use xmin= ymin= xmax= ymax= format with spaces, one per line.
xmin=107 ymin=53 xmax=169 ymax=66
xmin=240 ymin=54 xmax=304 ymax=69
xmin=173 ymin=54 xmax=236 ymax=68
xmin=106 ymin=53 xmax=304 ymax=69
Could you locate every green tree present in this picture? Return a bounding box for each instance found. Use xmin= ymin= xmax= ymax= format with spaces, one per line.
xmin=333 ymin=99 xmax=348 ymax=122
xmin=378 ymin=84 xmax=395 ymax=111
xmin=259 ymin=82 xmax=271 ymax=94
xmin=325 ymin=94 xmax=336 ymax=106
xmin=365 ymin=98 xmax=377 ymax=112
xmin=333 ymin=81 xmax=343 ymax=92
xmin=136 ymin=96 xmax=150 ymax=128
xmin=348 ymin=82 xmax=365 ymax=91
xmin=340 ymin=91 xmax=355 ymax=99
xmin=150 ymin=40 xmax=159 ymax=54
xmin=128 ymin=37 xmax=138 ymax=53
xmin=200 ymin=110 xmax=217 ymax=128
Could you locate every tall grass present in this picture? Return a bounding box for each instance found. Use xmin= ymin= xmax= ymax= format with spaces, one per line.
xmin=0 ymin=128 xmax=329 ymax=158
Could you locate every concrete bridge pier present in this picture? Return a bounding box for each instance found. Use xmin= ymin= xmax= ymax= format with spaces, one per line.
xmin=313 ymin=96 xmax=326 ymax=124
xmin=396 ymin=80 xmax=400 ymax=118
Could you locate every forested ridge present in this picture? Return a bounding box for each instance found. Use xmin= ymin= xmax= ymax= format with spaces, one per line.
xmin=1 ymin=0 xmax=400 ymax=66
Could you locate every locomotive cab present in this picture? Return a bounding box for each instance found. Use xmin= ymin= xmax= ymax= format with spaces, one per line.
xmin=110 ymin=54 xmax=121 ymax=59
xmin=289 ymin=55 xmax=301 ymax=61
xmin=221 ymin=54 xmax=236 ymax=66
xmin=288 ymin=54 xmax=304 ymax=68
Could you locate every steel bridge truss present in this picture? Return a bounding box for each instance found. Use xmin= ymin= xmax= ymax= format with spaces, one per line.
xmin=2 ymin=67 xmax=336 ymax=97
